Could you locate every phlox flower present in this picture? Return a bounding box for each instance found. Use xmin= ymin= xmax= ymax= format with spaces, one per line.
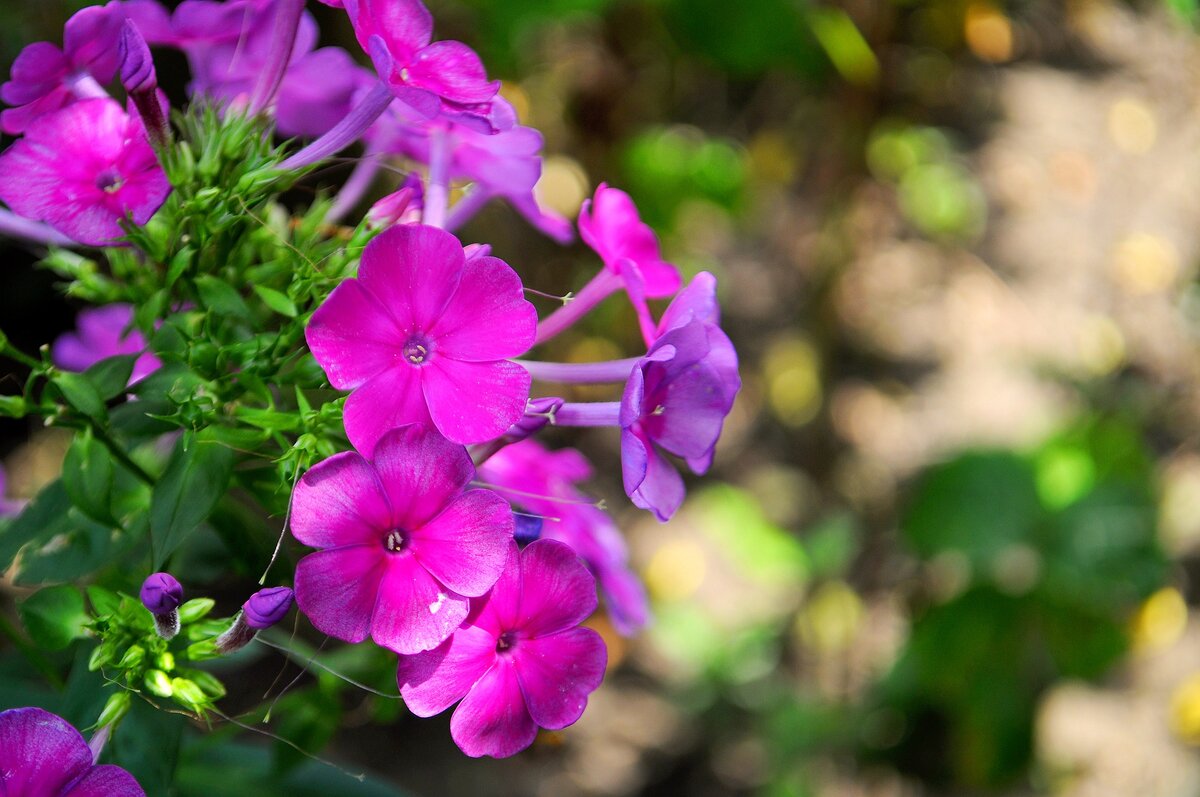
xmin=397 ymin=539 xmax=607 ymax=758
xmin=620 ymin=316 xmax=740 ymax=521
xmin=306 ymin=223 xmax=536 ymax=449
xmin=0 ymin=707 xmax=144 ymax=796
xmin=343 ymin=0 xmax=500 ymax=128
xmin=0 ymin=98 xmax=170 ymax=246
xmin=480 ymin=440 xmax=649 ymax=635
xmin=292 ymin=424 xmax=514 ymax=655
xmin=52 ymin=304 xmax=161 ymax=385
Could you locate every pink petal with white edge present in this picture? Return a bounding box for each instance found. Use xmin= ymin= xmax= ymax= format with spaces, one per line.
xmin=515 ymin=627 xmax=606 ymax=729
xmin=370 ymin=424 xmax=475 ymax=529
xmin=290 ymin=452 xmax=391 ymax=549
xmin=0 ymin=707 xmax=93 ymax=795
xmin=357 ymin=224 xmax=465 ymax=333
xmin=406 ymin=40 xmax=499 ymax=105
xmin=294 ymin=545 xmax=386 ymax=644
xmin=513 ymin=539 xmax=598 ymax=638
xmin=450 ymin=657 xmax=538 ymax=758
xmin=343 ymin=366 xmax=433 ymax=457
xmin=371 ymin=555 xmax=469 ymax=654
xmin=397 ymin=624 xmax=498 ymax=717
xmin=422 ymin=358 xmax=531 ymax=445
xmin=306 ymin=279 xmax=404 ymax=390
xmin=411 ymin=489 xmax=513 ymax=597
xmin=62 ymin=765 xmax=146 ymax=797
xmin=432 ymin=256 xmax=537 ymax=362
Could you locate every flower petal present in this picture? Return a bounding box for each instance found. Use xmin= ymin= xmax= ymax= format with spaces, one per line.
xmin=61 ymin=765 xmax=145 ymax=797
xmin=422 ymin=358 xmax=531 ymax=445
xmin=449 ymin=657 xmax=537 ymax=758
xmin=513 ymin=539 xmax=598 ymax=637
xmin=306 ymin=278 xmax=403 ymax=390
xmin=348 ymin=0 xmax=432 ymax=62
xmin=471 ymin=542 xmax=522 ymax=636
xmin=624 ymin=429 xmax=685 ymax=522
xmin=397 ymin=624 xmax=497 ymax=717
xmin=405 ymin=40 xmax=499 ymax=106
xmin=372 ymin=555 xmax=469 ymax=654
xmin=343 ymin=366 xmax=433 ymax=457
xmin=0 ymin=707 xmax=93 ymax=796
xmin=370 ymin=423 xmax=474 ymax=529
xmin=411 ymin=489 xmax=513 ymax=597
xmin=515 ymin=627 xmax=606 ymax=729
xmin=357 ymin=224 xmax=465 ymax=333
xmin=290 ymin=451 xmax=391 ymax=549
xmin=432 ymin=256 xmax=536 ymax=362
xmin=294 ymin=545 xmax=385 ymax=643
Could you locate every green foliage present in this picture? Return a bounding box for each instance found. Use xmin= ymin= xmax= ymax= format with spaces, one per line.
xmin=19 ymin=585 xmax=89 ymax=650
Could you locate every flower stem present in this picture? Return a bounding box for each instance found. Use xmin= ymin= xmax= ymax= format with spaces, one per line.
xmin=326 ymin=152 xmax=382 ymax=224
xmin=550 ymin=401 xmax=622 ymax=427
xmin=445 ymin=186 xmax=492 ymax=231
xmin=517 ymin=358 xmax=640 ymax=384
xmin=534 ymin=269 xmax=622 ymax=346
xmin=248 ymin=0 xmax=305 ymax=116
xmin=279 ymin=82 xmax=393 ymax=171
xmin=423 ymin=128 xmax=451 ymax=228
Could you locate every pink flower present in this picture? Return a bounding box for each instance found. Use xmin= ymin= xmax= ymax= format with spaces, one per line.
xmin=306 ymin=224 xmax=536 ymax=449
xmin=0 ymin=707 xmax=144 ymax=796
xmin=0 ymin=98 xmax=170 ymax=246
xmin=480 ymin=440 xmax=649 ymax=635
xmin=52 ymin=304 xmax=161 ymax=385
xmin=397 ymin=539 xmax=607 ymax=758
xmin=292 ymin=424 xmax=514 ymax=655
xmin=580 ymin=183 xmax=682 ymax=300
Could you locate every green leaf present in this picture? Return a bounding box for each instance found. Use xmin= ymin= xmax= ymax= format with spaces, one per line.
xmin=18 ymin=585 xmax=88 ymax=650
xmin=253 ymin=285 xmax=298 ymax=318
xmin=62 ymin=429 xmax=116 ymax=524
xmin=15 ymin=510 xmax=121 ymax=585
xmin=84 ymin=354 xmax=139 ymax=401
xmin=195 ymin=275 xmax=251 ymax=319
xmin=53 ymin=371 xmax=107 ymax=422
xmin=151 ymin=432 xmax=235 ymax=569
xmin=0 ymin=480 xmax=71 ymax=572
xmin=86 ymin=585 xmax=121 ymax=617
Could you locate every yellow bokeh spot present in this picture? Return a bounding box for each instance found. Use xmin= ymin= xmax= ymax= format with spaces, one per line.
xmin=1110 ymin=232 xmax=1179 ymax=294
xmin=644 ymin=539 xmax=707 ymax=603
xmin=795 ymin=581 xmax=864 ymax=654
xmin=535 ymin=156 xmax=589 ymax=219
xmin=498 ymin=82 xmax=531 ymax=124
xmin=1075 ymin=314 xmax=1126 ymax=376
xmin=1108 ymin=98 xmax=1157 ymax=154
xmin=1132 ymin=587 xmax=1188 ymax=653
xmin=964 ymin=3 xmax=1014 ymax=63
xmin=1171 ymin=673 xmax=1200 ymax=744
xmin=764 ymin=336 xmax=821 ymax=428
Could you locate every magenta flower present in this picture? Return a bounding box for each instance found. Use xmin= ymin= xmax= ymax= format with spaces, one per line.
xmin=292 ymin=424 xmax=514 ymax=655
xmin=0 ymin=99 xmax=170 ymax=246
xmin=343 ymin=0 xmax=499 ymax=127
xmin=52 ymin=304 xmax=161 ymax=385
xmin=620 ymin=317 xmax=740 ymax=521
xmin=0 ymin=707 xmax=144 ymax=796
xmin=397 ymin=539 xmax=607 ymax=758
xmin=306 ymin=224 xmax=536 ymax=449
xmin=480 ymin=440 xmax=649 ymax=635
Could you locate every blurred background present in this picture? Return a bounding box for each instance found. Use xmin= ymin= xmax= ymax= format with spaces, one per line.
xmin=7 ymin=0 xmax=1200 ymax=794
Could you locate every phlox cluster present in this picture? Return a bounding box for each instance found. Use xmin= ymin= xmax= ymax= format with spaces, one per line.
xmin=0 ymin=0 xmax=742 ymax=764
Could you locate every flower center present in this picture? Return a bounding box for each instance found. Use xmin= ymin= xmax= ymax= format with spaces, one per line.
xmin=495 ymin=631 xmax=519 ymax=654
xmin=95 ymin=169 xmax=123 ymax=193
xmin=403 ymin=336 xmax=431 ymax=366
xmin=383 ymin=529 xmax=409 ymax=553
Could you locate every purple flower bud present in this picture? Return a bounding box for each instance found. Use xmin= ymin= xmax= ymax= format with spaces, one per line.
xmin=513 ymin=514 xmax=543 ymax=546
xmin=243 ymin=586 xmax=294 ymax=630
xmin=508 ymin=397 xmax=563 ymax=442
xmin=366 ymin=174 xmax=423 ymax=229
xmin=118 ymin=20 xmax=168 ymax=148
xmin=140 ymin=572 xmax=182 ymax=640
xmin=140 ymin=572 xmax=182 ymax=614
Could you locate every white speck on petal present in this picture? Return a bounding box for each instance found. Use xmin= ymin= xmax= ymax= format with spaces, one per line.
xmin=429 ymin=593 xmax=447 ymax=614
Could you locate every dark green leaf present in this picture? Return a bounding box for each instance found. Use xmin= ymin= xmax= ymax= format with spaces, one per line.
xmin=195 ymin=275 xmax=252 ymax=319
xmin=18 ymin=585 xmax=88 ymax=650
xmin=62 ymin=429 xmax=116 ymax=524
xmin=0 ymin=480 xmax=71 ymax=572
xmin=15 ymin=510 xmax=121 ymax=585
xmin=53 ymin=371 xmax=107 ymax=422
xmin=84 ymin=354 xmax=139 ymax=401
xmin=151 ymin=431 xmax=235 ymax=569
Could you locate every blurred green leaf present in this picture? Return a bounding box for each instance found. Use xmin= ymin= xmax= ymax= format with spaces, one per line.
xmin=19 ymin=585 xmax=88 ymax=650
xmin=151 ymin=430 xmax=235 ymax=569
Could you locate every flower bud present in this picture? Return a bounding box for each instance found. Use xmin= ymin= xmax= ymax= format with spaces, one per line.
xmin=119 ymin=20 xmax=169 ymax=149
xmin=513 ymin=514 xmax=543 ymax=546
xmin=144 ymin=669 xmax=173 ymax=698
xmin=243 ymin=586 xmax=294 ymax=630
xmin=366 ymin=174 xmax=424 ymax=230
xmin=96 ymin=691 xmax=131 ymax=731
xmin=170 ymin=677 xmax=209 ymax=712
xmin=140 ymin=572 xmax=182 ymax=640
xmin=177 ymin=597 xmax=216 ymax=624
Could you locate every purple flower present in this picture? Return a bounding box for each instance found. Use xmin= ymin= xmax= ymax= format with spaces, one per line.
xmin=580 ymin=183 xmax=681 ymax=299
xmin=243 ymin=586 xmax=294 ymax=629
xmin=306 ymin=224 xmax=536 ymax=449
xmin=620 ymin=317 xmax=740 ymax=521
xmin=52 ymin=305 xmax=161 ymax=385
xmin=0 ymin=707 xmax=144 ymax=796
xmin=480 ymin=440 xmax=649 ymax=635
xmin=292 ymin=424 xmax=514 ymax=655
xmin=397 ymin=539 xmax=606 ymax=758
xmin=343 ymin=0 xmax=500 ymax=127
xmin=0 ymin=99 xmax=171 ymax=246
xmin=371 ymin=98 xmax=572 ymax=242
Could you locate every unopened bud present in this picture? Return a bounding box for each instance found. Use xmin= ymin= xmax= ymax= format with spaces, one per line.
xmin=119 ymin=20 xmax=169 ymax=149
xmin=244 ymin=586 xmax=294 ymax=630
xmin=96 ymin=691 xmax=131 ymax=731
xmin=144 ymin=669 xmax=173 ymax=698
xmin=366 ymin=174 xmax=424 ymax=230
xmin=177 ymin=598 xmax=215 ymax=624
xmin=140 ymin=572 xmax=182 ymax=640
xmin=170 ymin=677 xmax=209 ymax=712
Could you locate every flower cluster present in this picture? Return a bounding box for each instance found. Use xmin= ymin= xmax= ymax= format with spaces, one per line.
xmin=0 ymin=0 xmax=740 ymax=771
